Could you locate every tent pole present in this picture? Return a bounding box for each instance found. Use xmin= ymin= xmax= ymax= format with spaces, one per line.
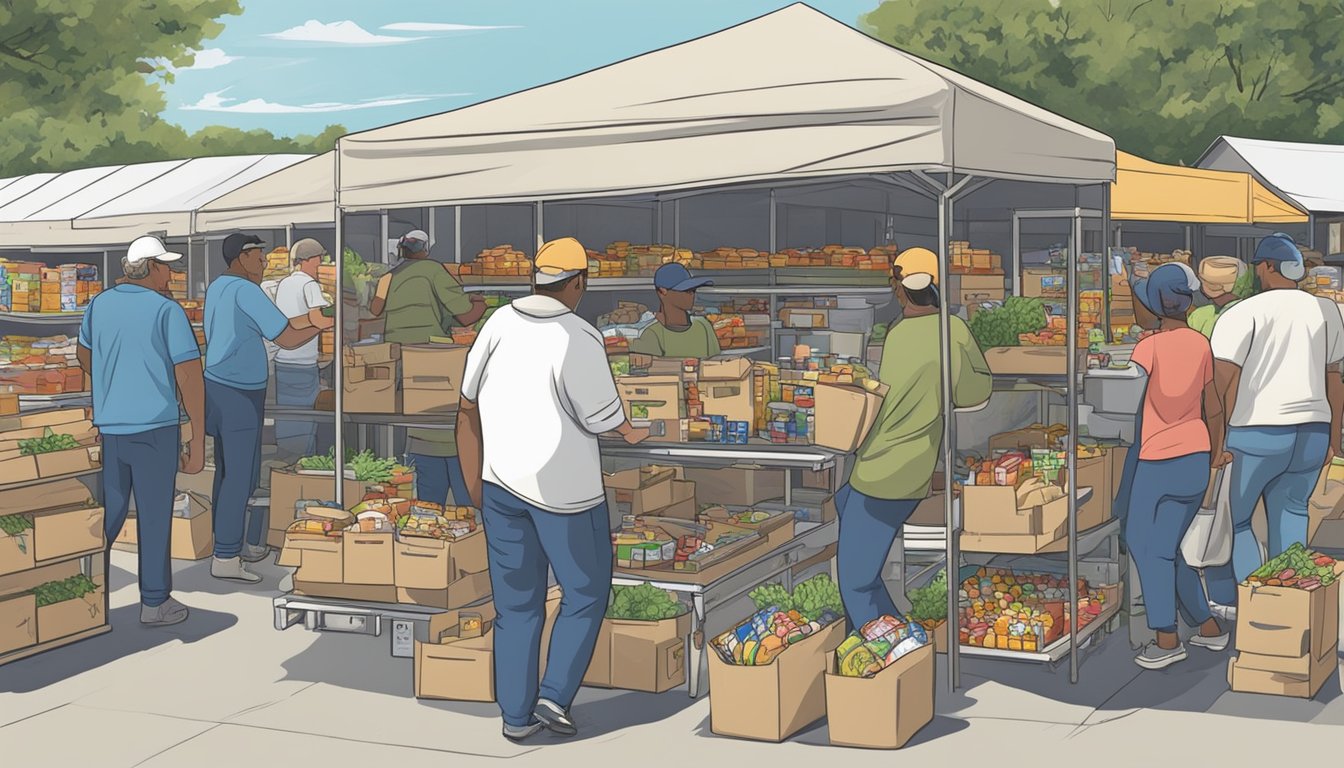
xmin=1101 ymin=184 xmax=1112 ymax=343
xmin=454 ymin=207 xmax=462 ymax=264
xmin=333 ymin=148 xmax=346 ymax=508
xmin=1068 ymin=206 xmax=1082 ymax=684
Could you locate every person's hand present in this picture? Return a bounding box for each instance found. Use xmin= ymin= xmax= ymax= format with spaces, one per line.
xmin=1212 ymin=451 xmax=1234 ymax=469
xmin=623 ymin=426 xmax=651 ymax=445
xmin=180 ymin=438 xmax=205 ymax=475
xmin=317 ymin=312 xmax=336 ymax=331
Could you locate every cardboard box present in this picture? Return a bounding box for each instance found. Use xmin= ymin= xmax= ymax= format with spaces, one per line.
xmin=0 ymin=592 xmax=36 ymax=655
xmin=343 ymin=531 xmax=395 ymax=585
xmin=617 ymin=374 xmax=683 ymax=422
xmin=813 ymin=381 xmax=890 ymax=452
xmin=982 ymin=346 xmax=1069 ymax=377
xmin=1236 ymin=564 xmax=1342 ymax=661
xmin=394 ymin=529 xmax=492 ymax=609
xmin=401 ymin=344 xmax=469 ymax=414
xmin=683 ymin=465 xmax=785 ymax=506
xmin=1228 ymin=645 xmax=1338 ymax=698
xmin=0 ymin=522 xmax=34 ymax=576
xmin=584 ymin=612 xmax=691 ymax=692
xmin=956 ymin=273 xmax=1006 ymax=291
xmin=37 ymin=583 xmax=105 ymax=643
xmin=33 ymin=505 xmax=103 ymax=562
xmin=604 ymin=466 xmax=677 ymax=516
xmin=824 ymin=643 xmax=934 ymax=749
xmin=962 ymin=485 xmax=1069 ymax=537
xmin=416 ymin=587 xmax=563 ymax=701
xmin=653 ymin=480 xmax=697 ymax=520
xmin=344 ymin=363 xmax=400 ymax=414
xmin=0 ymin=455 xmax=39 ymax=485
xmin=1022 ymin=267 xmax=1064 ymax=298
xmin=344 ymin=341 xmax=400 ymax=367
xmin=268 ymin=468 xmax=365 ymax=535
xmin=18 ymin=407 xmax=88 ymax=429
xmin=780 ymin=309 xmax=829 ymax=329
xmin=113 ymin=511 xmax=214 ymax=561
xmin=707 ymin=620 xmax=844 ymax=742
xmin=699 ymin=359 xmax=753 ymax=425
xmin=34 ymin=447 xmax=96 ymax=478
xmin=1309 ymin=476 xmax=1344 ymax=546
xmin=293 ymin=581 xmax=397 ymax=604
xmin=396 ymin=569 xmax=492 ymax=611
xmin=276 ymin=533 xmax=344 ymax=583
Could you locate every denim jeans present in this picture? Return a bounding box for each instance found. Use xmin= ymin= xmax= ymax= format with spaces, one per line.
xmin=206 ymin=380 xmax=266 ymax=558
xmin=102 ymin=425 xmax=180 ymax=608
xmin=273 ymin=362 xmax=319 ymax=459
xmin=480 ymin=483 xmax=611 ymax=728
xmin=1124 ymin=453 xmax=1213 ymax=633
xmin=1205 ymin=423 xmax=1331 ymax=605
xmin=835 ymin=484 xmax=919 ymax=630
xmin=408 ymin=454 xmax=467 ymax=507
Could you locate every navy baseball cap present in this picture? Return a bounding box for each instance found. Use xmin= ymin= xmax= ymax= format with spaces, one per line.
xmin=653 ymin=262 xmax=713 ymax=292
xmin=1133 ymin=262 xmax=1198 ymax=319
xmin=1252 ymin=233 xmax=1303 ymax=266
xmin=223 ymin=232 xmax=265 ymax=264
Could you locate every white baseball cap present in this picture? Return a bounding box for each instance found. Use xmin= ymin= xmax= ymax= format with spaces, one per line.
xmin=126 ymin=235 xmax=183 ymax=265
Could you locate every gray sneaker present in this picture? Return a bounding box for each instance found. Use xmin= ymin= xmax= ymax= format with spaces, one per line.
xmin=240 ymin=544 xmax=271 ymax=563
xmin=140 ymin=597 xmax=189 ymax=626
xmin=533 ymin=698 xmax=577 ymax=736
xmin=1188 ymin=632 xmax=1230 ymax=652
xmin=502 ymin=719 xmax=545 ymax=743
xmin=1135 ymin=641 xmax=1187 ymax=670
xmin=212 ymin=556 xmax=263 ymax=584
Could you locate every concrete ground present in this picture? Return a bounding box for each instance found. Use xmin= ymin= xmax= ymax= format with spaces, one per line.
xmin=2 ymin=550 xmax=1342 ymax=767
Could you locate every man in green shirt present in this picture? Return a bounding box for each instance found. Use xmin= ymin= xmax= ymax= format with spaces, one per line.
xmin=1186 ymin=255 xmax=1244 ymax=338
xmin=369 ymin=230 xmax=486 ymax=507
xmin=630 ymin=263 xmax=721 ymax=358
xmin=837 ymin=247 xmax=992 ymax=629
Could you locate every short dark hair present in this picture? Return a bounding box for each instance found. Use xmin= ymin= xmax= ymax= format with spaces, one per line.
xmin=904 ymin=284 xmax=940 ymax=308
xmin=536 ymin=272 xmax=585 ymax=295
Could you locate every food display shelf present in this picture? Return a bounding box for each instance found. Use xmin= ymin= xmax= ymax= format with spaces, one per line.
xmin=599 ymin=439 xmax=844 ymax=473
xmin=264 ymin=407 xmax=454 ymax=430
xmin=0 ymin=310 xmax=86 ymax=324
xmin=18 ymin=393 xmax=91 ymax=411
xmin=0 ymin=468 xmax=100 ymax=494
xmin=958 ymin=598 xmax=1123 ymax=664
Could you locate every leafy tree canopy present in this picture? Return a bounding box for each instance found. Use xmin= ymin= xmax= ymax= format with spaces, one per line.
xmin=0 ymin=0 xmax=341 ymax=175
xmin=862 ymin=0 xmax=1344 ymax=164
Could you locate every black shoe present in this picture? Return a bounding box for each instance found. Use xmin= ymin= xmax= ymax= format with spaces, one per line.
xmin=533 ymin=698 xmax=577 ymax=736
xmin=502 ymin=718 xmax=545 ymax=742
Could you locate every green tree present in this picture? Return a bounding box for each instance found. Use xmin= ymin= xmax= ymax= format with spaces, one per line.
xmin=861 ymin=0 xmax=1344 ymax=164
xmin=0 ymin=1 xmax=340 ymax=175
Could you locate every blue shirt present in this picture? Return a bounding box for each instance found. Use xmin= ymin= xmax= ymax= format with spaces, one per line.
xmin=204 ymin=274 xmax=290 ymax=390
xmin=78 ymin=285 xmax=200 ymax=436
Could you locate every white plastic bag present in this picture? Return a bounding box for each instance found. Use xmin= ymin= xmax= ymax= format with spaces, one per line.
xmin=1182 ymin=467 xmax=1232 ymax=568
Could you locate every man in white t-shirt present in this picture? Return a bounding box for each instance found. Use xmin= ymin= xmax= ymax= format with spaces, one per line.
xmin=272 ymin=238 xmax=332 ymax=458
xmin=1205 ymin=233 xmax=1344 ymax=615
xmin=457 ymin=237 xmax=648 ymax=743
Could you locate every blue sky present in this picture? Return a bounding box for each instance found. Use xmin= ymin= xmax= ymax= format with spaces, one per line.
xmin=163 ymin=0 xmax=877 ymax=137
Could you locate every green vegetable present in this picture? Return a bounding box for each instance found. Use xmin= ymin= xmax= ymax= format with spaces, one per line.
xmin=1232 ymin=267 xmax=1256 ymax=300
xmin=607 ymin=583 xmax=684 ymax=621
xmin=343 ymin=247 xmax=372 ymax=280
xmin=297 ymin=450 xmax=336 ymax=472
xmin=31 ymin=574 xmax=98 ymax=607
xmin=296 ymin=449 xmax=396 ymax=482
xmin=0 ymin=514 xmax=31 ymax=553
xmin=18 ymin=427 xmax=80 ymax=456
xmin=749 ymin=574 xmax=844 ymax=623
xmin=870 ymin=323 xmax=888 ymax=345
xmin=907 ymin=569 xmax=948 ymax=622
xmin=1250 ymin=542 xmax=1336 ymax=586
xmin=749 ymin=583 xmax=794 ymax=613
xmin=969 ymin=296 xmax=1047 ymax=349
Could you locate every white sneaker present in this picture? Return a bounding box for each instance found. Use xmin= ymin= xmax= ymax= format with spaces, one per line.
xmin=1209 ymin=602 xmax=1237 ymax=623
xmin=212 ymin=557 xmax=262 ymax=584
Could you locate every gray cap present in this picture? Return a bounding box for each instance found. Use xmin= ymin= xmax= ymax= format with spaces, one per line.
xmin=291 ymin=238 xmax=327 ymax=264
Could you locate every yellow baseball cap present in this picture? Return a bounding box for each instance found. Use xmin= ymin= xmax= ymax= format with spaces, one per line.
xmin=534 ymin=237 xmax=588 ymax=285
xmin=893 ymin=246 xmax=939 ymax=289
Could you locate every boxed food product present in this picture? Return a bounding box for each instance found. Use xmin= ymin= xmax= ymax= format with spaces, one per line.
xmin=603 ymin=466 xmax=678 ymax=516
xmin=32 ymin=505 xmax=104 ymax=562
xmin=0 ymin=593 xmax=36 ymax=655
xmin=586 ymin=586 xmax=692 ymax=693
xmin=344 ymin=362 xmax=400 ymax=414
xmin=342 ymin=531 xmax=395 ymax=586
xmin=394 ymin=524 xmax=491 ymax=610
xmin=34 ymin=575 xmax=104 ymax=643
xmin=683 ymin=464 xmax=785 ymax=506
xmin=401 ymin=343 xmax=469 ymax=415
xmin=1236 ymin=545 xmax=1342 ymax=662
xmin=1228 ymin=644 xmax=1338 ymax=698
xmin=267 ymin=467 xmax=365 ymax=539
xmin=616 ymin=374 xmax=682 ymax=422
xmin=825 ymin=641 xmax=934 ymax=749
xmin=812 ymin=380 xmax=890 ymax=452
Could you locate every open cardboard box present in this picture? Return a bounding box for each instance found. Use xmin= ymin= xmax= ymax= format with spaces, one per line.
xmin=824 ymin=643 xmax=935 ymax=749
xmin=812 ymin=380 xmax=889 ymax=452
xmin=1235 ymin=561 xmax=1343 ymax=662
xmin=584 ymin=612 xmax=691 ymax=693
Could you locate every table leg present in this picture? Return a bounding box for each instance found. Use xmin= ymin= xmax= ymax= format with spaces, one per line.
xmin=687 ymin=592 xmax=707 ymax=699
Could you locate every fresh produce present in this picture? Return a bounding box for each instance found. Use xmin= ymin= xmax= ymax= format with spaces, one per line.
xmin=908 ymin=569 xmax=948 ymax=622
xmin=956 ymin=567 xmax=1112 ymax=652
xmin=1231 ymin=266 xmax=1256 ymax=300
xmin=712 ymin=605 xmax=842 ymax=666
xmin=296 ymin=451 xmax=336 ymax=472
xmin=343 ymin=247 xmax=372 ymax=281
xmin=0 ymin=514 xmax=31 ymax=553
xmin=870 ymin=322 xmax=888 ymax=345
xmin=31 ymin=574 xmax=98 ymax=607
xmin=1247 ymin=543 xmax=1336 ymax=590
xmin=749 ymin=583 xmax=795 ymax=613
xmin=835 ymin=614 xmax=929 ymax=677
xmin=18 ymin=427 xmax=80 ymax=456
xmin=969 ymin=296 xmax=1047 ymax=349
xmin=748 ymin=574 xmax=844 ymax=620
xmin=295 ymin=449 xmax=397 ymax=483
xmin=607 ymin=583 xmax=685 ymax=621
xmin=396 ymin=504 xmax=476 ymax=540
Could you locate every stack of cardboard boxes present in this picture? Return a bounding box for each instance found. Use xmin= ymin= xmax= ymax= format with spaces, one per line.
xmin=459 ymin=245 xmax=530 ymax=278
xmin=342 ymin=341 xmax=470 ymax=416
xmin=1228 ymin=566 xmax=1341 ymax=698
xmin=317 ymin=263 xmax=336 ymax=359
xmin=343 ymin=342 xmax=401 ymax=414
xmin=0 ymin=408 xmax=100 ymax=484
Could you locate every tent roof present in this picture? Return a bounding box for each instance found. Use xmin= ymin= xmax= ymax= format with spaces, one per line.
xmin=0 ymin=155 xmax=312 ymax=247
xmin=336 ymin=3 xmax=1115 ymax=211
xmin=1112 ymin=151 xmax=1307 ymax=224
xmin=195 ymin=152 xmax=335 ymax=232
xmin=1197 ymin=136 xmax=1344 ymax=215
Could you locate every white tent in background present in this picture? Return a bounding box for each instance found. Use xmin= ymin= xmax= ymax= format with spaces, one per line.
xmin=1198 ymin=136 xmax=1344 ymax=215
xmin=0 ymin=155 xmax=312 ymax=247
xmin=195 ymin=152 xmax=335 ymax=232
xmin=335 ymin=3 xmax=1115 ymax=211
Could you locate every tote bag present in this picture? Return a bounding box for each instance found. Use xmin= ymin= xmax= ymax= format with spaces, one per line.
xmin=1181 ymin=467 xmax=1232 ymax=568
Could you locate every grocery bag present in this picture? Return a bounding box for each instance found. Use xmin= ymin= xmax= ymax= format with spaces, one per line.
xmin=1181 ymin=467 xmax=1232 ymax=568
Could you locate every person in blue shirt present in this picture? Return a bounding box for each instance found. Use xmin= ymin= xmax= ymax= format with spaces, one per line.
xmin=205 ymin=233 xmax=333 ymax=583
xmin=77 ymin=236 xmax=206 ymax=626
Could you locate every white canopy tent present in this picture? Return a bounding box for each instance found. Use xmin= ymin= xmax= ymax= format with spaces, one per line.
xmin=335 ymin=3 xmax=1115 ymax=211
xmin=195 ymin=152 xmax=335 ymax=232
xmin=0 ymin=154 xmax=311 ymax=248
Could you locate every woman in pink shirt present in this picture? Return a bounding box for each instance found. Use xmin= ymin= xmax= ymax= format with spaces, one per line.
xmin=1122 ymin=263 xmax=1230 ymax=670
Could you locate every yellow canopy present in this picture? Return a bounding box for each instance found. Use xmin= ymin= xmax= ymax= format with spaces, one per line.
xmin=1112 ymin=151 xmax=1306 ymax=224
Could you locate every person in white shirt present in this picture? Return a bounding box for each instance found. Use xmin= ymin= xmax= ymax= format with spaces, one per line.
xmin=1205 ymin=233 xmax=1344 ymax=616
xmin=272 ymin=239 xmax=332 ymax=458
xmin=457 ymin=237 xmax=647 ymax=743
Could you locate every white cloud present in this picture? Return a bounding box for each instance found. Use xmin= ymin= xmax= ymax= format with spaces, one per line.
xmin=264 ymin=20 xmax=424 ymax=45
xmin=381 ymin=22 xmax=521 ymax=32
xmin=182 ymin=48 xmax=239 ymax=70
xmin=181 ymin=89 xmax=466 ymax=114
